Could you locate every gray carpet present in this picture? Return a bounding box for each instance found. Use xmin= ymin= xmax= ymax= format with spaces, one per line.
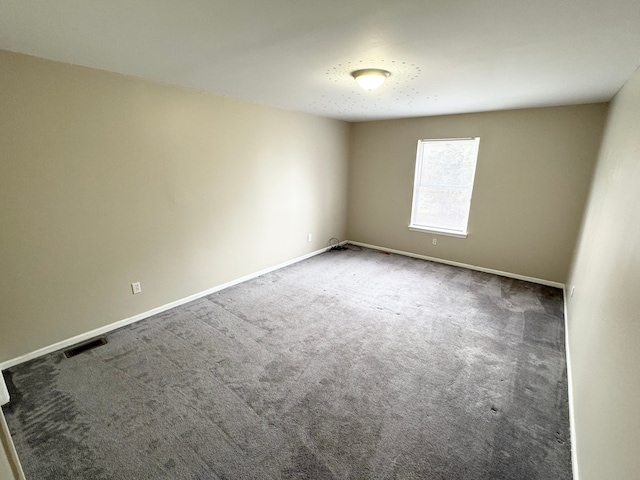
xmin=2 ymin=247 xmax=572 ymax=479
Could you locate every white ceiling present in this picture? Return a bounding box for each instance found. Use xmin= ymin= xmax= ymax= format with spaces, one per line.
xmin=1 ymin=0 xmax=639 ymax=121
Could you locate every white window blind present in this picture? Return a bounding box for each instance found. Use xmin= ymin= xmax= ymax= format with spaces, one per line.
xmin=410 ymin=137 xmax=480 ymax=237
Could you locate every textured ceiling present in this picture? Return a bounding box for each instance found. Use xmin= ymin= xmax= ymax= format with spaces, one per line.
xmin=1 ymin=0 xmax=639 ymax=121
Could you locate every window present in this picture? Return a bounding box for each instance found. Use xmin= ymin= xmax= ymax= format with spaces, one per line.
xmin=409 ymin=137 xmax=480 ymax=237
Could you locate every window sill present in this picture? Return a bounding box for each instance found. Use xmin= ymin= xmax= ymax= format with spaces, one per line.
xmin=408 ymin=225 xmax=468 ymax=238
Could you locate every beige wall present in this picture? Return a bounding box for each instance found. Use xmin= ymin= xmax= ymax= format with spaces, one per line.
xmin=566 ymin=68 xmax=640 ymax=480
xmin=0 ymin=50 xmax=349 ymax=364
xmin=347 ymin=105 xmax=608 ymax=284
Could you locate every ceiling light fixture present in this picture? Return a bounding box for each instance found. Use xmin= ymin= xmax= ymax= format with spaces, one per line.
xmin=351 ymin=69 xmax=390 ymax=91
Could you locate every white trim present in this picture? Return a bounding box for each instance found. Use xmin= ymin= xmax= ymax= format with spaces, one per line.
xmin=563 ymin=288 xmax=580 ymax=480
xmin=408 ymin=225 xmax=468 ymax=238
xmin=418 ymin=137 xmax=478 ymax=142
xmin=348 ymin=241 xmax=565 ymax=288
xmin=0 ymin=375 xmax=8 ymax=406
xmin=0 ymin=245 xmax=334 ymax=370
xmin=0 ymin=412 xmax=26 ymax=480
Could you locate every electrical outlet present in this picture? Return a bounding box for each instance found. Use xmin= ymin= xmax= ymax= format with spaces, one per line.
xmin=131 ymin=282 xmax=142 ymax=294
xmin=432 ymin=238 xmax=437 ymax=245
xmin=308 ymin=233 xmax=312 ymax=242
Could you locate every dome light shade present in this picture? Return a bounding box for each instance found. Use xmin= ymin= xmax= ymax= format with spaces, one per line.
xmin=351 ymin=69 xmax=390 ymax=91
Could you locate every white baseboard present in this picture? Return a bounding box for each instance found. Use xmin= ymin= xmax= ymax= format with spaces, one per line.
xmin=0 ymin=245 xmax=333 ymax=371
xmin=0 ymin=239 xmax=563 ymax=369
xmin=349 ymin=241 xmax=565 ymax=288
xmin=0 ymin=412 xmax=26 ymax=480
xmin=563 ymin=288 xmax=580 ymax=480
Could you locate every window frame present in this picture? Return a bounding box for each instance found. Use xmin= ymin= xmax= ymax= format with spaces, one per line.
xmin=409 ymin=137 xmax=480 ymax=238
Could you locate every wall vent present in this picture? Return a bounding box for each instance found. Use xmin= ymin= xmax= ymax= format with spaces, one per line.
xmin=63 ymin=337 xmax=107 ymax=358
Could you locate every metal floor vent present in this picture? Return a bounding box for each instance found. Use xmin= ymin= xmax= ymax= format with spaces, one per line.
xmin=63 ymin=337 xmax=108 ymax=358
